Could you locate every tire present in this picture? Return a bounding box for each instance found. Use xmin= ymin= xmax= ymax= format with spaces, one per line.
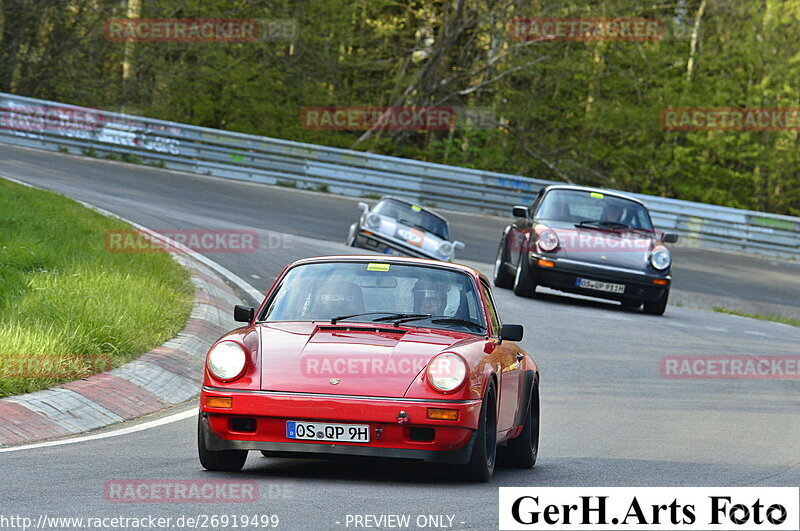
xmin=504 ymin=381 xmax=539 ymax=469
xmin=456 ymin=382 xmax=498 ymax=482
xmin=643 ymin=289 xmax=669 ymax=315
xmin=197 ymin=416 xmax=248 ymax=472
xmin=621 ymin=298 xmax=642 ymax=310
xmin=512 ymin=251 xmax=537 ymax=298
xmin=493 ymin=238 xmax=514 ymax=289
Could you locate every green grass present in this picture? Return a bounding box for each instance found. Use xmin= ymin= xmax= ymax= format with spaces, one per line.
xmin=0 ymin=178 xmax=194 ymax=397
xmin=712 ymin=307 xmax=800 ymax=327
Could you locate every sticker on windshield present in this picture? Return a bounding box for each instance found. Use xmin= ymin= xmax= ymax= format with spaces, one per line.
xmin=366 ymin=263 xmax=391 ymax=272
xmin=590 ymin=192 xmax=604 ymax=199
xmin=411 ymin=205 xmax=422 ymax=212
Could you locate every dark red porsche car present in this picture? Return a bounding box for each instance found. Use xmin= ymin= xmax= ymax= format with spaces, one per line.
xmin=198 ymin=256 xmax=540 ymax=481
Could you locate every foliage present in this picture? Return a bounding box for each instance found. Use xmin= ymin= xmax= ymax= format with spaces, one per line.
xmin=2 ymin=0 xmax=799 ymax=215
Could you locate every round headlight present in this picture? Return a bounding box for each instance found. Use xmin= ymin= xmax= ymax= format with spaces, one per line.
xmin=365 ymin=213 xmax=381 ymax=229
xmin=538 ymin=230 xmax=559 ymax=252
xmin=437 ymin=241 xmax=454 ymax=258
xmin=207 ymin=341 xmax=247 ymax=381
xmin=650 ymin=247 xmax=671 ymax=270
xmin=426 ymin=352 xmax=467 ymax=393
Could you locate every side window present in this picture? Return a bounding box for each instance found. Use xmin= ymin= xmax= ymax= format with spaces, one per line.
xmin=480 ymin=282 xmax=501 ymax=336
xmin=530 ymin=189 xmax=545 ymax=218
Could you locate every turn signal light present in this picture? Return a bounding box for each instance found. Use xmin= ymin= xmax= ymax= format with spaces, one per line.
xmin=652 ymin=278 xmax=668 ymax=286
xmin=206 ymin=396 xmax=232 ymax=409
xmin=537 ymin=259 xmax=555 ymax=268
xmin=427 ymin=408 xmax=459 ymax=421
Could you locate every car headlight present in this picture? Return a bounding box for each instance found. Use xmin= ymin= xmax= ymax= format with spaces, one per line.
xmin=426 ymin=352 xmax=467 ymax=393
xmin=650 ymin=247 xmax=671 ymax=270
xmin=207 ymin=341 xmax=247 ymax=381
xmin=365 ymin=213 xmax=381 ymax=229
xmin=538 ymin=230 xmax=559 ymax=252
xmin=437 ymin=241 xmax=454 ymax=258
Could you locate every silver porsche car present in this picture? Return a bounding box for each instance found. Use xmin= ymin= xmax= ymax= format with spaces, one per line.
xmin=346 ymin=197 xmax=465 ymax=261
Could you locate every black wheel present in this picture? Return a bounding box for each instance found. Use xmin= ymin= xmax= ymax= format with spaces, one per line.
xmin=504 ymin=381 xmax=539 ymax=469
xmin=512 ymin=251 xmax=537 ymax=298
xmin=493 ymin=238 xmax=514 ymax=289
xmin=621 ymin=298 xmax=642 ymax=310
xmin=643 ymin=289 xmax=669 ymax=315
xmin=197 ymin=416 xmax=247 ymax=472
xmin=456 ymin=382 xmax=498 ymax=482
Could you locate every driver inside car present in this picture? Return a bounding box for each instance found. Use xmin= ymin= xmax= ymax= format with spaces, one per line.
xmin=412 ymin=278 xmax=467 ymax=319
xmin=602 ymin=202 xmax=626 ymax=225
xmin=412 ymin=279 xmax=448 ymax=316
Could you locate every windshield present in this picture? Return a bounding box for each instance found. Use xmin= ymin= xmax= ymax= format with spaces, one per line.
xmin=372 ymin=199 xmax=449 ymax=240
xmin=536 ymin=189 xmax=654 ymax=231
xmin=261 ymin=261 xmax=485 ymax=334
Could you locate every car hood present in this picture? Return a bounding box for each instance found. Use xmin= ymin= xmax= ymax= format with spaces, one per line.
xmin=258 ymin=322 xmax=470 ymax=397
xmin=372 ymin=216 xmax=446 ymax=257
xmin=541 ymin=221 xmax=655 ymax=270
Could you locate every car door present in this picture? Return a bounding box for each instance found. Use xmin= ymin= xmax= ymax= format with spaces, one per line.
xmin=480 ymin=281 xmax=521 ymax=434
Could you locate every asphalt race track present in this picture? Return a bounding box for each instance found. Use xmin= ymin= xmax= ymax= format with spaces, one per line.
xmin=1 ymin=143 xmax=799 ymax=529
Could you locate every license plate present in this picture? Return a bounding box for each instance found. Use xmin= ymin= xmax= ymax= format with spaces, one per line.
xmin=576 ymin=277 xmax=625 ymax=294
xmin=384 ymin=247 xmax=403 ymax=256
xmin=286 ymin=421 xmax=370 ymax=443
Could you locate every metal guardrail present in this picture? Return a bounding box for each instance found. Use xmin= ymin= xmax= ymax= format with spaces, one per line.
xmin=1 ymin=92 xmax=798 ymax=259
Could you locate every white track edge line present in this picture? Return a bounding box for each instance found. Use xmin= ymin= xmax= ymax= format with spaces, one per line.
xmin=0 ymin=409 xmax=198 ymax=453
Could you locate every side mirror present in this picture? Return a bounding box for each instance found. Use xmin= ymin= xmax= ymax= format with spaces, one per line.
xmin=499 ymin=324 xmax=524 ymax=342
xmin=512 ymin=206 xmax=529 ymax=219
xmin=357 ymin=202 xmax=369 ymax=214
xmin=234 ymin=305 xmax=255 ymax=323
xmin=663 ymin=232 xmax=679 ymax=244
xmin=453 ymin=240 xmax=465 ymax=250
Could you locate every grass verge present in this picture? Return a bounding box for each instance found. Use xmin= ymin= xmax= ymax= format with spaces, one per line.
xmin=0 ymin=178 xmax=194 ymax=397
xmin=712 ymin=307 xmax=800 ymax=327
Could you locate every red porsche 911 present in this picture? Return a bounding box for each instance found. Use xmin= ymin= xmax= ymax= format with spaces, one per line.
xmin=198 ymin=256 xmax=540 ymax=481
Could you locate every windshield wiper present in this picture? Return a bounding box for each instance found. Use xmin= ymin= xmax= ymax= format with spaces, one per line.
xmin=575 ymin=220 xmax=604 ymax=228
xmin=430 ymin=318 xmax=486 ymax=332
xmin=372 ymin=313 xmax=432 ymax=325
xmin=599 ymin=221 xmax=629 ymax=229
xmin=330 ymin=312 xmax=406 ymax=324
xmin=390 ymin=314 xmax=485 ymax=332
xmin=575 ymin=220 xmax=629 ymax=230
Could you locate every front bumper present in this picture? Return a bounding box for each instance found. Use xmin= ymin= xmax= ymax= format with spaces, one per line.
xmin=200 ymin=387 xmax=482 ymax=464
xmin=353 ymin=230 xmax=443 ymax=261
xmin=530 ymin=254 xmax=669 ymax=302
